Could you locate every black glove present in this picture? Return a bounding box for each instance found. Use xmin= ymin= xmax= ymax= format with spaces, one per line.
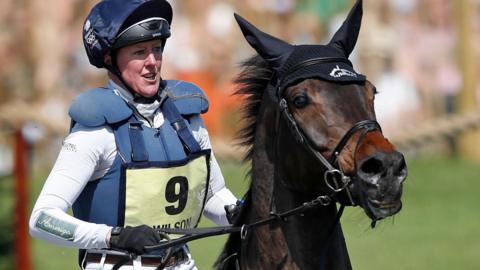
xmin=109 ymin=225 xmax=162 ymax=255
xmin=224 ymin=200 xmax=243 ymax=224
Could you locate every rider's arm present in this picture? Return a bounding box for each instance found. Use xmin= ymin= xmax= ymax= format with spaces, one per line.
xmin=29 ymin=124 xmax=115 ymax=249
xmin=189 ymin=115 xmax=238 ymax=226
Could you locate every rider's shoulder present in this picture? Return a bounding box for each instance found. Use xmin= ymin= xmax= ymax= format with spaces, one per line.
xmin=68 ymin=87 xmax=132 ymax=127
xmin=164 ymin=80 xmax=209 ymax=115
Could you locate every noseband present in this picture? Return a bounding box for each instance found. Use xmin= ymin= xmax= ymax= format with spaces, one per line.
xmin=273 ymin=57 xmax=382 ymax=205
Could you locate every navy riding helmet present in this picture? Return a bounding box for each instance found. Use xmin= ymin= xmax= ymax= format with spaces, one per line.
xmin=83 ymin=0 xmax=172 ymax=69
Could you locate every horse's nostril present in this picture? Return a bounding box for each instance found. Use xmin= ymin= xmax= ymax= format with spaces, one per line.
xmin=360 ymin=157 xmax=384 ymax=176
xmin=395 ymin=155 xmax=408 ymax=180
xmin=396 ymin=158 xmax=405 ymax=173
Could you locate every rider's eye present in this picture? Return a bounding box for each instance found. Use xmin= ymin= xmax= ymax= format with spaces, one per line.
xmin=133 ymin=49 xmax=145 ymax=56
xmin=293 ymin=94 xmax=309 ymax=109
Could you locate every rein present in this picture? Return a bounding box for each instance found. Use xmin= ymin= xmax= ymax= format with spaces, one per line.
xmin=144 ymin=194 xmax=341 ymax=252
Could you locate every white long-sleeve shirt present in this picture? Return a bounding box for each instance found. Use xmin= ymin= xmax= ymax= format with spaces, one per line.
xmin=29 ymin=81 xmax=237 ymax=250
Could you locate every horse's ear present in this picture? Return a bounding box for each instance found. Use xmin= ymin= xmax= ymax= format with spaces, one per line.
xmin=328 ymin=0 xmax=363 ymax=58
xmin=234 ymin=13 xmax=294 ymax=71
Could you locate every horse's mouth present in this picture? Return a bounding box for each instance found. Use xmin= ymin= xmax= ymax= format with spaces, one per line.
xmin=364 ymin=198 xmax=402 ymax=221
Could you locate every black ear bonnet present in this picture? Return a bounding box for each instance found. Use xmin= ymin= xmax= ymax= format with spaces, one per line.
xmin=235 ymin=0 xmax=366 ymax=90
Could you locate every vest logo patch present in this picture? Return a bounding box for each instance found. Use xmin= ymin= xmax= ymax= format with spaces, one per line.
xmin=329 ymin=65 xmax=358 ymax=78
xmin=62 ymin=141 xmax=77 ymax=152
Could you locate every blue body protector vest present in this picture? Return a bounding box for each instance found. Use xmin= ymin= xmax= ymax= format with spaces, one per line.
xmin=70 ymin=80 xmax=211 ymax=234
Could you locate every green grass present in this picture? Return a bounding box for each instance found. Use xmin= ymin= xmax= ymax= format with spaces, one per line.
xmin=2 ymin=157 xmax=479 ymax=269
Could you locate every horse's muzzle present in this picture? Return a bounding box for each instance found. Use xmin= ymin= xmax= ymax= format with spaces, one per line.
xmin=355 ymin=151 xmax=407 ymax=220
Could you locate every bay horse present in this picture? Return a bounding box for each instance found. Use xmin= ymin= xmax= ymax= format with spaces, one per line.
xmin=216 ymin=1 xmax=407 ymax=269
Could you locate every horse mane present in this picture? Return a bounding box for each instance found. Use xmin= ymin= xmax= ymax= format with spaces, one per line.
xmin=215 ymin=55 xmax=273 ymax=269
xmin=233 ymin=54 xmax=274 ymax=163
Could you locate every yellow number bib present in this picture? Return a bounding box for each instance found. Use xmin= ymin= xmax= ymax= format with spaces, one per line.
xmin=124 ymin=154 xmax=209 ymax=238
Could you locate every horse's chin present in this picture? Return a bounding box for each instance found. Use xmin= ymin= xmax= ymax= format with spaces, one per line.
xmin=346 ymin=181 xmax=403 ymax=221
xmin=363 ymin=198 xmax=402 ymax=221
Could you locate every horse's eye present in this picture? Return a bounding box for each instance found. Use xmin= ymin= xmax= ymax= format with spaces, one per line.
xmin=292 ymin=94 xmax=309 ymax=109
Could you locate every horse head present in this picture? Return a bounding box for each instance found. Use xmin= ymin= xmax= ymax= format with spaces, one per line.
xmin=234 ymin=0 xmax=407 ymax=222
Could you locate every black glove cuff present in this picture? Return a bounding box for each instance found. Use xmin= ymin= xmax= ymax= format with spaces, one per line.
xmin=109 ymin=227 xmax=123 ymax=247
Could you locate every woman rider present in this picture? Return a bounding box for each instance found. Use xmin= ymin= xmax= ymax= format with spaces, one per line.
xmin=29 ymin=0 xmax=237 ymax=269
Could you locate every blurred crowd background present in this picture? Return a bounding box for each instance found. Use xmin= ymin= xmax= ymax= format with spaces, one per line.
xmin=0 ymin=0 xmax=478 ymax=242
xmin=1 ymin=0 xmax=480 ymax=173
xmin=1 ymin=0 xmax=480 ymax=269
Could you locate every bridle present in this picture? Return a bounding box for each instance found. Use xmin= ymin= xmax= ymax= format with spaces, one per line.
xmin=117 ymin=57 xmax=384 ymax=269
xmin=273 ymin=56 xmax=382 ymax=206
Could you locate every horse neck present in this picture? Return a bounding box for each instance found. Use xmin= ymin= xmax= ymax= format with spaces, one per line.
xmin=242 ymin=93 xmax=352 ymax=270
xmin=273 ymin=179 xmax=352 ymax=270
xmin=244 ymin=170 xmax=352 ymax=270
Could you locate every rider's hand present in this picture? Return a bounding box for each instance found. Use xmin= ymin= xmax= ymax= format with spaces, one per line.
xmin=109 ymin=225 xmax=162 ymax=254
xmin=225 ymin=200 xmax=243 ymax=224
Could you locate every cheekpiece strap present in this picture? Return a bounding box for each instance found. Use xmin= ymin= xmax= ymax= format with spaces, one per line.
xmin=162 ymin=97 xmax=201 ymax=154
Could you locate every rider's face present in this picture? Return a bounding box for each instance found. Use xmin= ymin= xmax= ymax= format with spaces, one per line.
xmin=116 ymin=39 xmax=163 ymax=97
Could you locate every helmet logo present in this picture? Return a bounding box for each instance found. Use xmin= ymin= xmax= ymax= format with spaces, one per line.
xmin=85 ymin=32 xmax=96 ymax=46
xmin=84 ymin=19 xmax=98 ymax=47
